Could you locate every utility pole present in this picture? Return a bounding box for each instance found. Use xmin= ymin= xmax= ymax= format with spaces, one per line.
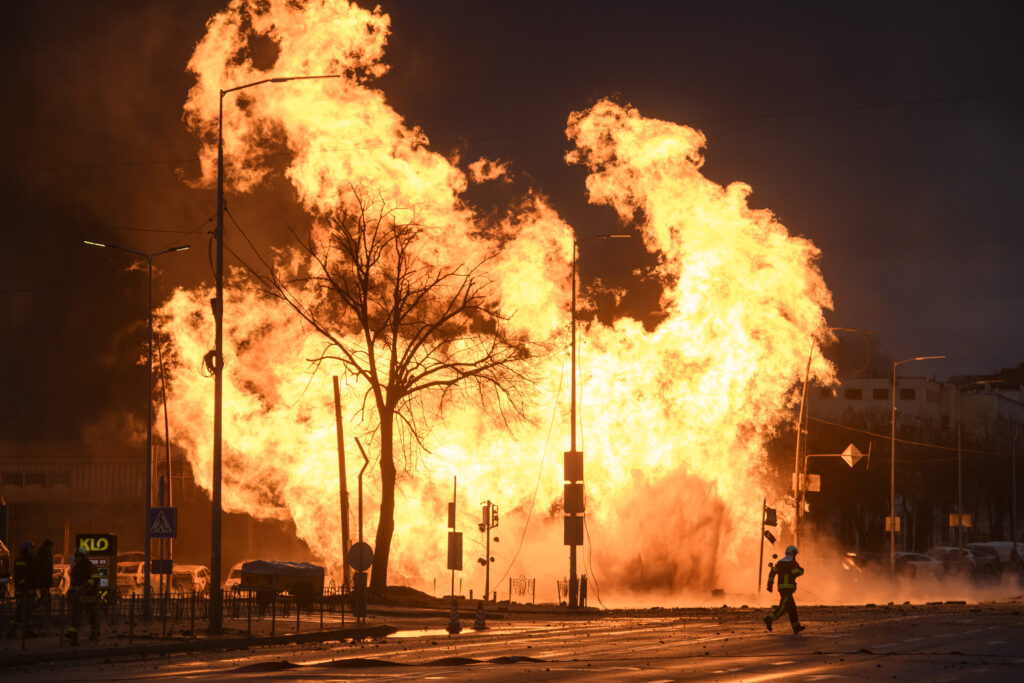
xmin=83 ymin=240 xmax=190 ymax=616
xmin=333 ymin=376 xmax=351 ymax=589
xmin=890 ymin=355 xmax=945 ymax=575
xmin=479 ymin=501 xmax=498 ymax=601
xmin=565 ymin=233 xmax=629 ymax=608
xmin=208 ymin=73 xmax=340 ymax=633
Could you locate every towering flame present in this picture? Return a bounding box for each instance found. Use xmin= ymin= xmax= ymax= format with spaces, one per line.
xmin=159 ymin=0 xmax=833 ymax=601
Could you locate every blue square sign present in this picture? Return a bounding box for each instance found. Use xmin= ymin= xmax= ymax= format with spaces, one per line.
xmin=149 ymin=507 xmax=177 ymax=538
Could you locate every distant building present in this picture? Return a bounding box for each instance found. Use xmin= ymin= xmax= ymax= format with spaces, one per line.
xmin=805 ymin=365 xmax=1024 ymax=549
xmin=0 ymin=441 xmax=144 ymax=561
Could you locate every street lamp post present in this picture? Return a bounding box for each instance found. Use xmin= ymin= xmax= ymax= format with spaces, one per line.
xmin=890 ymin=355 xmax=945 ymax=574
xmin=792 ymin=326 xmax=870 ymax=547
xmin=954 ymin=379 xmax=1002 ymax=551
xmin=1012 ymin=434 xmax=1018 ymax=548
xmin=567 ymin=233 xmax=629 ymax=608
xmin=83 ymin=240 xmax=190 ymax=611
xmin=209 ymin=73 xmax=339 ymax=632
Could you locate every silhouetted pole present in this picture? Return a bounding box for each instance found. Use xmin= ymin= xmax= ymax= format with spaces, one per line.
xmin=1012 ymin=434 xmax=1018 ymax=546
xmin=83 ymin=240 xmax=189 ymax=615
xmin=208 ymin=73 xmax=340 ymax=632
xmin=792 ymin=327 xmax=869 ymax=547
xmin=890 ymin=355 xmax=944 ymax=575
xmin=567 ymin=233 xmax=629 ymax=608
xmin=333 ymin=376 xmax=351 ymax=589
xmin=955 ymin=379 xmax=1002 ymax=551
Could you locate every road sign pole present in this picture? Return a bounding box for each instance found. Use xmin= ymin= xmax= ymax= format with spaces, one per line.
xmin=758 ymin=498 xmax=766 ymax=593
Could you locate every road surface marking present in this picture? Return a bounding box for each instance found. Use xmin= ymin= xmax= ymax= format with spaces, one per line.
xmin=985 ymin=640 xmax=1007 ymax=645
xmin=903 ymin=636 xmax=924 ymax=642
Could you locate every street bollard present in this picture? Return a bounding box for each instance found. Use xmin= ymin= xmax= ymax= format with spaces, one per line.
xmin=247 ymin=590 xmax=252 ymax=637
xmin=296 ymin=595 xmax=300 ymax=633
xmin=320 ymin=589 xmax=324 ymax=630
xmin=271 ymin=592 xmax=276 ymax=637
xmin=190 ymin=592 xmax=196 ymax=639
xmin=129 ymin=593 xmax=135 ymax=644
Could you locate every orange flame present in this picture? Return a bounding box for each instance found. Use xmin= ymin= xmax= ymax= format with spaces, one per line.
xmin=160 ymin=0 xmax=834 ymax=601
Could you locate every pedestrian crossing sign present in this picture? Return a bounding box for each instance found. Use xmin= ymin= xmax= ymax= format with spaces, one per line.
xmin=149 ymin=507 xmax=177 ymax=538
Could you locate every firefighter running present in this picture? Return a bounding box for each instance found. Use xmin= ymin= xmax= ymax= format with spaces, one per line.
xmin=66 ymin=549 xmax=101 ymax=645
xmin=764 ymin=544 xmax=806 ymax=634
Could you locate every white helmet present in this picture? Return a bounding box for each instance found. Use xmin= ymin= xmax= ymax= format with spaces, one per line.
xmin=785 ymin=545 xmax=798 ymax=557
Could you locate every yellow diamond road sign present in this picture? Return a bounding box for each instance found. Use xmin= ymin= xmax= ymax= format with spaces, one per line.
xmin=841 ymin=443 xmax=865 ymax=467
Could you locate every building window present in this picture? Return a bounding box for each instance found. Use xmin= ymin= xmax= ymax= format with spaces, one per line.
xmin=899 ymin=388 xmax=916 ymax=400
xmin=873 ymin=388 xmax=888 ymax=400
xmin=927 ymin=390 xmax=940 ymax=403
xmin=24 ymin=472 xmax=47 ymax=487
xmin=844 ymin=388 xmax=863 ymax=400
xmin=1 ymin=472 xmax=23 ymax=487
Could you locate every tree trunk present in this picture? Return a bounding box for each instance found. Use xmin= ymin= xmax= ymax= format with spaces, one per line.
xmin=370 ymin=409 xmax=397 ymax=595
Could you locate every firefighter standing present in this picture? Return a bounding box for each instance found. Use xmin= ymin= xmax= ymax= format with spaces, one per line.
xmin=67 ymin=549 xmax=100 ymax=645
xmin=6 ymin=541 xmax=36 ymax=639
xmin=33 ymin=538 xmax=55 ymax=627
xmin=764 ymin=544 xmax=806 ymax=634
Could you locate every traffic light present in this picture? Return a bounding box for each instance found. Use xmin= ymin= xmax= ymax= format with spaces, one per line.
xmin=491 ymin=504 xmax=499 ymax=528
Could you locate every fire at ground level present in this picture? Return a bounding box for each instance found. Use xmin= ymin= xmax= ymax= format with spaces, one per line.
xmin=3 ymin=437 xmax=1023 ymax=606
xmin=3 ymin=598 xmax=1024 ymax=682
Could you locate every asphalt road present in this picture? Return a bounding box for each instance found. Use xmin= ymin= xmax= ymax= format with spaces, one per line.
xmin=8 ymin=602 xmax=1024 ymax=681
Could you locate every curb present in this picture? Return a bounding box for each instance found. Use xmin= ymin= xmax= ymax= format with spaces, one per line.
xmin=0 ymin=624 xmax=397 ymax=668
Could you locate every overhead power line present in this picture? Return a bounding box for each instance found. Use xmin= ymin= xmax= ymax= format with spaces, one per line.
xmin=2 ymin=89 xmax=1020 ymax=175
xmin=808 ymin=415 xmax=1019 ymax=459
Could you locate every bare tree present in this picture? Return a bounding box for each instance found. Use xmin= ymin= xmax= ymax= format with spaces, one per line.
xmin=262 ymin=192 xmax=537 ymax=593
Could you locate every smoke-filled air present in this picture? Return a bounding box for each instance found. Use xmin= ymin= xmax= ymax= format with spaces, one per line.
xmin=158 ymin=0 xmax=835 ymax=603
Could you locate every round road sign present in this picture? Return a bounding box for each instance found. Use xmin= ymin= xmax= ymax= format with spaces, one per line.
xmin=348 ymin=541 xmax=374 ymax=571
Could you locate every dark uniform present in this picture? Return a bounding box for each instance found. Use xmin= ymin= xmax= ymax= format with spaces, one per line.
xmin=33 ymin=539 xmax=55 ymax=625
xmin=6 ymin=542 xmax=36 ymax=638
xmin=67 ymin=550 xmax=100 ymax=645
xmin=764 ymin=547 xmax=806 ymax=634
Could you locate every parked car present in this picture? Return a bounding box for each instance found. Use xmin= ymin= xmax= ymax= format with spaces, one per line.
xmin=925 ymin=546 xmax=978 ymax=577
xmin=135 ymin=562 xmax=212 ymax=594
xmin=224 ymin=559 xmax=259 ymax=592
xmin=966 ymin=542 xmax=1024 ymax=568
xmin=171 ymin=564 xmax=211 ymax=593
xmin=894 ymin=552 xmax=944 ymax=579
xmin=964 ymin=544 xmax=1003 ymax=579
xmin=117 ymin=561 xmax=144 ymax=594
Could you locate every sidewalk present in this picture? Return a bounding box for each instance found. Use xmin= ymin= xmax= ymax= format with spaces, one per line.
xmin=0 ymin=616 xmax=396 ymax=667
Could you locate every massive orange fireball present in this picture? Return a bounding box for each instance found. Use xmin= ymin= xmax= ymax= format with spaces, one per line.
xmin=158 ymin=0 xmax=834 ymax=601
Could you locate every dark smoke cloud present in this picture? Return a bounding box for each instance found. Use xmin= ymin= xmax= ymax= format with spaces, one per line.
xmin=3 ymin=0 xmax=1024 ymax=440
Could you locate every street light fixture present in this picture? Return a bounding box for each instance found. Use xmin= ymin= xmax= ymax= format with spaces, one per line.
xmin=954 ymin=379 xmax=1002 ymax=552
xmin=566 ymin=232 xmax=630 ymax=609
xmin=209 ymin=72 xmax=340 ymax=632
xmin=890 ymin=354 xmax=945 ymax=574
xmin=83 ymin=240 xmax=190 ymax=611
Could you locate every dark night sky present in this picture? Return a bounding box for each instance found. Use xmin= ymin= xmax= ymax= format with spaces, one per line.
xmin=2 ymin=1 xmax=1022 ymax=439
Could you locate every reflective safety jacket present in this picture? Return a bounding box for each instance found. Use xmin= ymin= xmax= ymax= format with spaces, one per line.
xmin=69 ymin=558 xmax=100 ymax=597
xmin=769 ymin=556 xmax=804 ymax=592
xmin=13 ymin=553 xmax=32 ymax=596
